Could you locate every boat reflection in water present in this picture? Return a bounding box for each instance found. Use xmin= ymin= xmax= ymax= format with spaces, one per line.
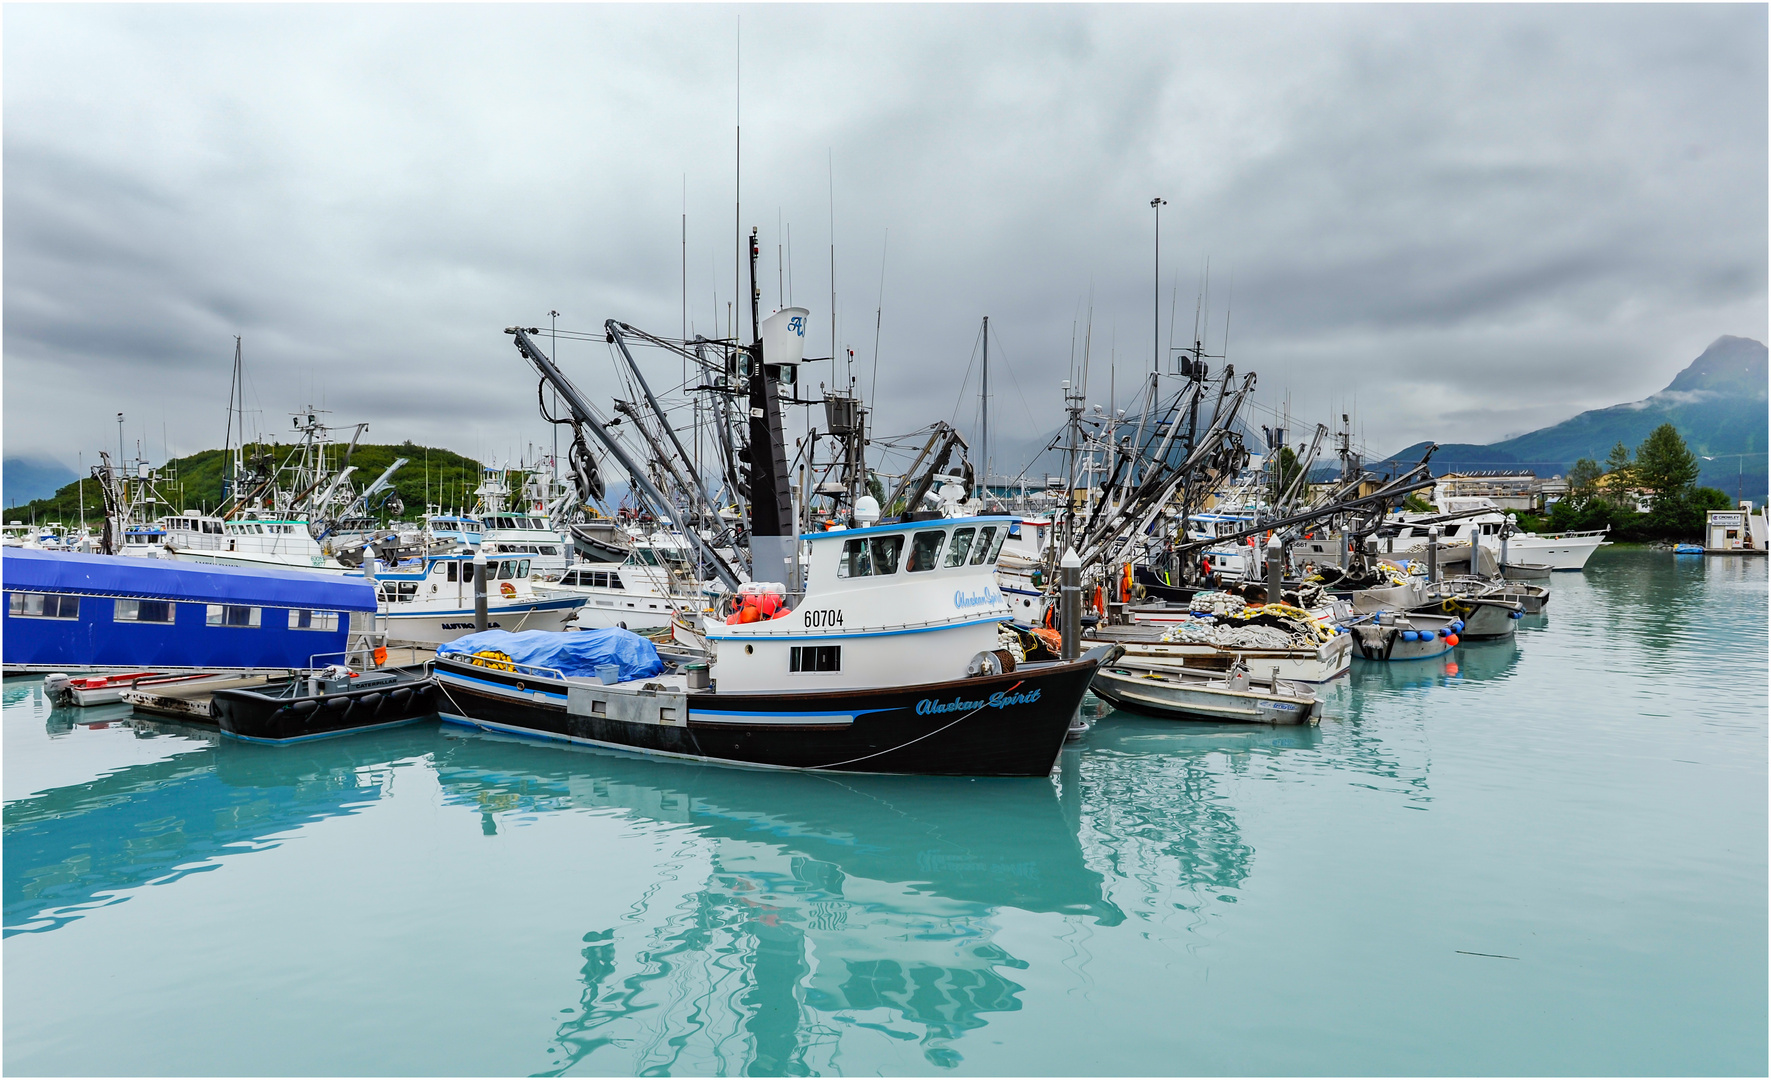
xmin=3 ymin=717 xmax=416 ymax=935
xmin=432 ymin=730 xmax=1123 ymax=1074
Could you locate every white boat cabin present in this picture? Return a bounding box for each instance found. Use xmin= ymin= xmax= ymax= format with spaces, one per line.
xmin=707 ymin=516 xmax=1015 ymax=693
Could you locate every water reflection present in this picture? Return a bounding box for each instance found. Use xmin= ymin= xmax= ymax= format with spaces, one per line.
xmin=432 ymin=731 xmax=1121 ymax=1073
xmin=3 ymin=723 xmax=411 ymax=935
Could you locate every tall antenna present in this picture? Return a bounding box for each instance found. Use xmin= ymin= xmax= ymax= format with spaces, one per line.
xmin=871 ymin=227 xmax=888 ymax=409
xmin=828 ymin=149 xmax=837 ymax=386
xmin=734 ymin=15 xmax=741 ymax=350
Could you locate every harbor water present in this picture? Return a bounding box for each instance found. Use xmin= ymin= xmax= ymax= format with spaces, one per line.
xmin=4 ymin=548 xmax=1764 ymax=1075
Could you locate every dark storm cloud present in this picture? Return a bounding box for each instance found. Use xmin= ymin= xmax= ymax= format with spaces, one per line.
xmin=5 ymin=4 xmax=1764 ymax=476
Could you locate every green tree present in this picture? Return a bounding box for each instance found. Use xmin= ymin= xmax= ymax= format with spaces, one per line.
xmin=1600 ymin=441 xmax=1634 ymax=505
xmin=1271 ymin=446 xmax=1304 ymax=504
xmin=1403 ymin=493 xmax=1433 ymax=513
xmin=1634 ymin=423 xmax=1701 ymax=510
xmin=1566 ymin=458 xmax=1602 ymax=508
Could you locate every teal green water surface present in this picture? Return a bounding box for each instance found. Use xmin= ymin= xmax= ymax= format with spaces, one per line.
xmin=4 ymin=549 xmax=1765 ymax=1075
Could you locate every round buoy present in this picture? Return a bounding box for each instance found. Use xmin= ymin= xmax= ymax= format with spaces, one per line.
xmin=1446 ymin=633 xmax=1460 ymax=647
xmin=1402 ymin=630 xmax=1419 ymax=642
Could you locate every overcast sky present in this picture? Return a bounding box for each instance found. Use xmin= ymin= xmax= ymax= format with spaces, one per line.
xmin=5 ymin=4 xmax=1765 ymax=482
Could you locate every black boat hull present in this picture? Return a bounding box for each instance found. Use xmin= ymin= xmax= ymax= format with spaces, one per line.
xmin=210 ymin=669 xmax=438 ymax=744
xmin=431 ymin=652 xmax=1108 ymax=776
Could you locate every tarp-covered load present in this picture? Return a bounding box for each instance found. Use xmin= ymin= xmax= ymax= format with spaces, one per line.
xmin=437 ymin=628 xmax=665 ymax=682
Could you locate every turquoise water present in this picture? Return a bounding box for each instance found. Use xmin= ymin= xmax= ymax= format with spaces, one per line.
xmin=4 ymin=548 xmax=1764 ymax=1076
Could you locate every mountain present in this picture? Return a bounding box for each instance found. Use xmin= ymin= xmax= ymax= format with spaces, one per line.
xmin=1382 ymin=336 xmax=1768 ymax=501
xmin=3 ymin=457 xmax=77 ymax=511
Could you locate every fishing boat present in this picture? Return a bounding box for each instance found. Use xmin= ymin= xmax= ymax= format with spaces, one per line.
xmin=368 ymin=550 xmax=585 ymax=645
xmin=533 ymin=534 xmax=706 ymax=632
xmin=1347 ymin=609 xmax=1462 ymax=661
xmin=1410 ymin=578 xmax=1524 ymax=638
xmin=1091 ymin=658 xmax=1322 ymax=725
xmin=433 ymin=514 xmax=1112 ymax=776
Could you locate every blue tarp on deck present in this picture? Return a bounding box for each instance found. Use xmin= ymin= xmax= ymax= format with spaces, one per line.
xmin=438 ymin=628 xmax=665 ymax=681
xmin=1 ymin=549 xmax=376 ymax=611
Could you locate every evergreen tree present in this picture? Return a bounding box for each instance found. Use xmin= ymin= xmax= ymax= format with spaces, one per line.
xmin=1634 ymin=423 xmax=1701 ymax=506
xmin=1566 ymin=458 xmax=1602 ymax=507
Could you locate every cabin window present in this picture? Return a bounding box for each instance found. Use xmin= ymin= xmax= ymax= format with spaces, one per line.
xmin=986 ymin=527 xmax=1008 ymax=564
xmin=497 ymin=560 xmax=515 ymax=580
xmin=907 ymin=531 xmax=946 ymax=572
xmin=10 ymin=592 xmax=79 ymax=619
xmin=447 ymin=562 xmax=459 ymax=582
xmin=378 ymin=582 xmax=419 ymax=603
xmin=837 ymin=535 xmax=904 ymax=578
xmin=114 ymin=599 xmax=174 ymax=623
xmin=541 ymin=545 xmax=558 ymax=555
xmin=288 ymin=609 xmax=339 ymax=631
xmin=790 ymin=645 xmax=841 ymax=672
xmin=944 ymin=528 xmax=976 ymax=567
xmin=206 ymin=604 xmax=261 ymax=628
xmin=970 ymin=526 xmax=999 ymax=565
xmin=606 ymin=572 xmax=624 ymax=590
xmin=517 ymin=560 xmax=531 ymax=577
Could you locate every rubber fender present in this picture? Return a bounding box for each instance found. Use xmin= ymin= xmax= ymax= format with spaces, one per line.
xmin=290 ymin=699 xmax=318 ymax=715
xmin=1402 ymin=630 xmax=1419 ymax=642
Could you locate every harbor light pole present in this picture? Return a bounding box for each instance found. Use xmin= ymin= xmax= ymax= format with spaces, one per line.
xmin=1151 ymin=197 xmax=1166 ymax=376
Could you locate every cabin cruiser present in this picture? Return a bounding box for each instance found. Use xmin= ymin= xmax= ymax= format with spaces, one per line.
xmin=432 ymin=513 xmax=1113 ymax=776
xmin=1381 ymin=499 xmax=1608 ymax=571
xmin=367 ymin=551 xmax=585 ymax=645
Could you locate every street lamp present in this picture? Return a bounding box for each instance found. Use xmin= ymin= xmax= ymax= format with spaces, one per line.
xmin=1151 ymin=197 xmax=1166 ymax=376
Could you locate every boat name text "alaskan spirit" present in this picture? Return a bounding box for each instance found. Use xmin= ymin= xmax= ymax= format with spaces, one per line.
xmin=953 ymin=587 xmax=1003 ymax=610
xmin=915 ymin=687 xmax=1041 ymax=715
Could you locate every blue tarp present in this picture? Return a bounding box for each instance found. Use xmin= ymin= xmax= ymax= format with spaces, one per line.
xmin=2 ymin=549 xmax=376 ymax=611
xmin=437 ymin=628 xmax=665 ymax=681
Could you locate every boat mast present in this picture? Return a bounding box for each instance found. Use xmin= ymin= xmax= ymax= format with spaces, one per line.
xmin=980 ymin=315 xmax=989 ymax=504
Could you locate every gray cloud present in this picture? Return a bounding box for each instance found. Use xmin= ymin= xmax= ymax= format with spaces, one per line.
xmin=5 ymin=4 xmax=1764 ymax=479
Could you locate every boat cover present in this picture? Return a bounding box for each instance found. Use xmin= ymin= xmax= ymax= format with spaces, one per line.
xmin=2 ymin=548 xmax=376 ymax=610
xmin=437 ymin=628 xmax=665 ymax=681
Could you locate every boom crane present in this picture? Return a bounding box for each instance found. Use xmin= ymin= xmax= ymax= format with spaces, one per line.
xmin=507 ymin=325 xmax=744 ymax=592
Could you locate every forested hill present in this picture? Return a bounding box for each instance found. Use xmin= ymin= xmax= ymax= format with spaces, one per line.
xmin=1382 ymin=336 xmax=1767 ymax=500
xmin=5 ymin=442 xmax=483 ymax=525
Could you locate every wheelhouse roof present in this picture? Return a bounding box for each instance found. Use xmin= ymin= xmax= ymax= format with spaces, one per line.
xmin=802 ymin=515 xmax=1018 ymax=544
xmin=1 ymin=549 xmax=377 ymax=611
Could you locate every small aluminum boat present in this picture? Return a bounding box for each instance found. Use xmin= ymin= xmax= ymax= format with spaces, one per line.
xmin=1091 ymin=660 xmax=1322 ymax=725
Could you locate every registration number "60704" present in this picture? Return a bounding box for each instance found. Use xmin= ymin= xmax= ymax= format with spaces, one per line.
xmin=802 ymin=609 xmax=845 ymax=628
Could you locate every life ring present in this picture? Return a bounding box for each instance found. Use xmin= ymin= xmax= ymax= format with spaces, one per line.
xmin=500 ymin=581 xmax=517 ymax=598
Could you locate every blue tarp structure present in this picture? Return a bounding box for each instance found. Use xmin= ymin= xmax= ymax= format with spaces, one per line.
xmin=437 ymin=628 xmax=665 ymax=681
xmin=2 ymin=549 xmax=376 ymax=610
